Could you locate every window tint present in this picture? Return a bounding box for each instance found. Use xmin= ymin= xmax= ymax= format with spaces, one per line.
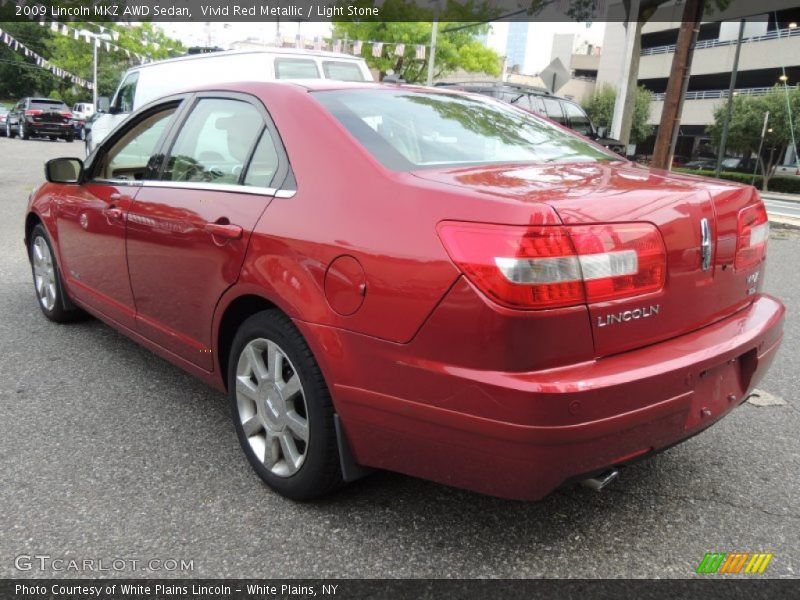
xmin=563 ymin=101 xmax=593 ymax=136
xmin=164 ymin=98 xmax=263 ymax=184
xmin=113 ymin=72 xmax=139 ymax=113
xmin=322 ymin=61 xmax=365 ymax=81
xmin=98 ymin=107 xmax=176 ymax=180
xmin=243 ymin=131 xmax=280 ymax=187
xmin=542 ymin=98 xmax=565 ymax=124
xmin=315 ymin=89 xmax=613 ymax=171
xmin=30 ymin=100 xmax=67 ymax=111
xmin=275 ymin=58 xmax=320 ymax=79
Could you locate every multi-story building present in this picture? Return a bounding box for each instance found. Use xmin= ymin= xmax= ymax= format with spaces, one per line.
xmin=597 ymin=0 xmax=800 ymax=161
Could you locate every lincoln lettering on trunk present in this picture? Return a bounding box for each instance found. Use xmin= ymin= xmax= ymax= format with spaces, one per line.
xmin=597 ymin=305 xmax=661 ymax=328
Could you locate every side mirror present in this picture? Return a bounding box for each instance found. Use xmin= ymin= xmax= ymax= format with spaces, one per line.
xmin=97 ymin=96 xmax=111 ymax=113
xmin=595 ymin=126 xmax=608 ymax=139
xmin=45 ymin=157 xmax=84 ymax=184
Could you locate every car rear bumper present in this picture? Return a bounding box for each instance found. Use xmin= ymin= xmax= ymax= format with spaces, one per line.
xmin=324 ymin=294 xmax=784 ymax=500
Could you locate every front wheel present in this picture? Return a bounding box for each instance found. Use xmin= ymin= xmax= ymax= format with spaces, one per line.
xmin=228 ymin=310 xmax=343 ymax=500
xmin=20 ymin=122 xmax=29 ymax=140
xmin=29 ymin=224 xmax=85 ymax=323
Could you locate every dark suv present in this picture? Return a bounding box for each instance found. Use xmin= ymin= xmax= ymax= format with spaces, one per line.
xmin=5 ymin=97 xmax=74 ymax=142
xmin=438 ymin=82 xmax=626 ymax=155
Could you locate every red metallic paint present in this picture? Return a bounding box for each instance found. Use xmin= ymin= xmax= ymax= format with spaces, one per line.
xmin=27 ymin=81 xmax=785 ymax=500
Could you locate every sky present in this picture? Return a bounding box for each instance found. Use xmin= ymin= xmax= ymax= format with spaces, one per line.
xmin=157 ymin=21 xmax=606 ymax=76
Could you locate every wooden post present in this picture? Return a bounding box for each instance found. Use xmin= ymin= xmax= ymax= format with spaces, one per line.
xmin=650 ymin=0 xmax=705 ymax=170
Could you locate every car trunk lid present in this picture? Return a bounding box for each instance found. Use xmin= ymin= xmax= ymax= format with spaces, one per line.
xmin=414 ymin=161 xmax=766 ymax=357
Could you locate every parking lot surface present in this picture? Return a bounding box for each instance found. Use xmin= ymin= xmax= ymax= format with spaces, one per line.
xmin=1 ymin=137 xmax=798 ymax=578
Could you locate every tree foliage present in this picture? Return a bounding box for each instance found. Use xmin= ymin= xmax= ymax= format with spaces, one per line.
xmin=333 ymin=0 xmax=500 ymax=82
xmin=0 ymin=20 xmax=184 ymax=105
xmin=583 ymin=84 xmax=653 ymax=144
xmin=707 ymin=87 xmax=800 ymax=190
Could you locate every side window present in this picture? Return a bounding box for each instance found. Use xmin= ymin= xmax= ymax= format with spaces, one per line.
xmin=529 ymin=96 xmax=546 ymax=115
xmin=322 ymin=61 xmax=365 ymax=81
xmin=163 ymin=98 xmax=263 ymax=185
xmin=243 ymin=131 xmax=280 ymax=187
xmin=275 ymin=58 xmax=320 ymax=79
xmin=542 ymin=98 xmax=566 ymax=124
xmin=113 ymin=72 xmax=139 ymax=113
xmin=563 ymin=101 xmax=593 ymax=136
xmin=97 ymin=106 xmax=177 ymax=181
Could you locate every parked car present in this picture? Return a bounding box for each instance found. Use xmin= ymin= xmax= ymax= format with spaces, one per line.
xmin=684 ymin=158 xmax=717 ymax=170
xmin=68 ymin=102 xmax=95 ymax=141
xmin=27 ymin=82 xmax=784 ymax=501
xmin=71 ymin=102 xmax=94 ymax=120
xmin=775 ymin=163 xmax=800 ymax=178
xmin=87 ymin=48 xmax=374 ymax=153
xmin=437 ymin=82 xmax=627 ymax=155
xmin=5 ymin=97 xmax=74 ymax=142
xmin=0 ymin=106 xmax=8 ymax=136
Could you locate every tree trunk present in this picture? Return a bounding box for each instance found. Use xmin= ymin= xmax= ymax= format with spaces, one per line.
xmin=619 ymin=20 xmax=644 ymax=146
xmin=651 ymin=0 xmax=704 ymax=170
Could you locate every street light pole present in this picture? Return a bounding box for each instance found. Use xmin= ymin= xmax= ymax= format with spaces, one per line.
xmin=714 ymin=19 xmax=745 ymax=178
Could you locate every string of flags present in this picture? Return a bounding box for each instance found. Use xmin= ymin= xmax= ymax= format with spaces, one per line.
xmin=0 ymin=26 xmax=93 ymax=89
xmin=289 ymin=34 xmax=427 ymax=60
xmin=0 ymin=0 xmax=182 ymax=62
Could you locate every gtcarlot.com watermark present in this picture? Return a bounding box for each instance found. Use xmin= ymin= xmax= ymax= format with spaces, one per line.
xmin=14 ymin=554 xmax=195 ymax=573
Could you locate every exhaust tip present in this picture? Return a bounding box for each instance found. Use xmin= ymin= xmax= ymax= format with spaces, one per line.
xmin=580 ymin=469 xmax=620 ymax=491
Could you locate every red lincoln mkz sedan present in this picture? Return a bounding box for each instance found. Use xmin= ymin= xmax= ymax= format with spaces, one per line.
xmin=25 ymin=81 xmax=784 ymax=500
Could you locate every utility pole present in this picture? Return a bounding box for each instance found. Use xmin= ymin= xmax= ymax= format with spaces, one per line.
xmin=651 ymin=0 xmax=704 ymax=170
xmin=714 ymin=19 xmax=746 ymax=178
xmin=426 ymin=20 xmax=438 ymax=86
xmin=92 ymin=37 xmax=98 ymax=108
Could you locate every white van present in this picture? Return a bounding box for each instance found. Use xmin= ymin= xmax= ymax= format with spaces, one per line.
xmin=87 ymin=48 xmax=373 ymax=152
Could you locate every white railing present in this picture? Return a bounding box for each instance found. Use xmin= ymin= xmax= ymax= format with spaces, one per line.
xmin=651 ymin=85 xmax=797 ymax=101
xmin=641 ymin=26 xmax=800 ymax=56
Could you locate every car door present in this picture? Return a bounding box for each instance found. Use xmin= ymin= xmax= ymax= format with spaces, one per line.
xmin=54 ymin=102 xmax=181 ymax=328
xmin=125 ymin=93 xmax=288 ymax=370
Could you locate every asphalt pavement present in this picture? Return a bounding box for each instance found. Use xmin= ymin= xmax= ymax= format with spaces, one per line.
xmin=1 ymin=136 xmax=798 ymax=579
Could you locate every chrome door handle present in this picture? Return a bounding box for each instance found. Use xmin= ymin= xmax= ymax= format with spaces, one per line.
xmin=204 ymin=222 xmax=243 ymax=240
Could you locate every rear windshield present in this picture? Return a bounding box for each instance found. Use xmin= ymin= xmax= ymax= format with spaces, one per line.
xmin=275 ymin=58 xmax=320 ymax=79
xmin=30 ymin=100 xmax=67 ymax=111
xmin=314 ymin=89 xmax=614 ymax=171
xmin=322 ymin=61 xmax=365 ymax=81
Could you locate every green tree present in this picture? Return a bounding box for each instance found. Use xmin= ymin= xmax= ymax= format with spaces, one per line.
xmin=334 ymin=1 xmax=500 ymax=82
xmin=0 ymin=22 xmax=56 ymax=100
xmin=707 ymin=87 xmax=800 ymax=191
xmin=0 ymin=20 xmax=184 ymax=105
xmin=583 ymin=84 xmax=653 ymax=144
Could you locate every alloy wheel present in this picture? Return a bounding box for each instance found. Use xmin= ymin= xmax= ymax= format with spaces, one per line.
xmin=32 ymin=236 xmax=57 ymax=311
xmin=235 ymin=338 xmax=309 ymax=477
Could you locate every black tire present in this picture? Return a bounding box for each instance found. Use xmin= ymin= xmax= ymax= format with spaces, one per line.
xmin=65 ymin=135 xmax=74 ymax=143
xmin=49 ymin=135 xmax=58 ymax=141
xmin=228 ymin=310 xmax=343 ymax=500
xmin=29 ymin=224 xmax=86 ymax=323
xmin=20 ymin=122 xmax=29 ymax=140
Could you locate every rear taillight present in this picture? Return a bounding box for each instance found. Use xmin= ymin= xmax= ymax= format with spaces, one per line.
xmin=59 ymin=111 xmax=73 ymax=118
xmin=438 ymin=222 xmax=666 ymax=310
xmin=735 ymin=203 xmax=769 ymax=270
xmin=25 ymin=109 xmax=42 ymax=116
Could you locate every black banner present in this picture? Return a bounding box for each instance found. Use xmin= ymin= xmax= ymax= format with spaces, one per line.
xmin=1 ymin=0 xmax=800 ymax=23
xmin=2 ymin=579 xmax=799 ymax=600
